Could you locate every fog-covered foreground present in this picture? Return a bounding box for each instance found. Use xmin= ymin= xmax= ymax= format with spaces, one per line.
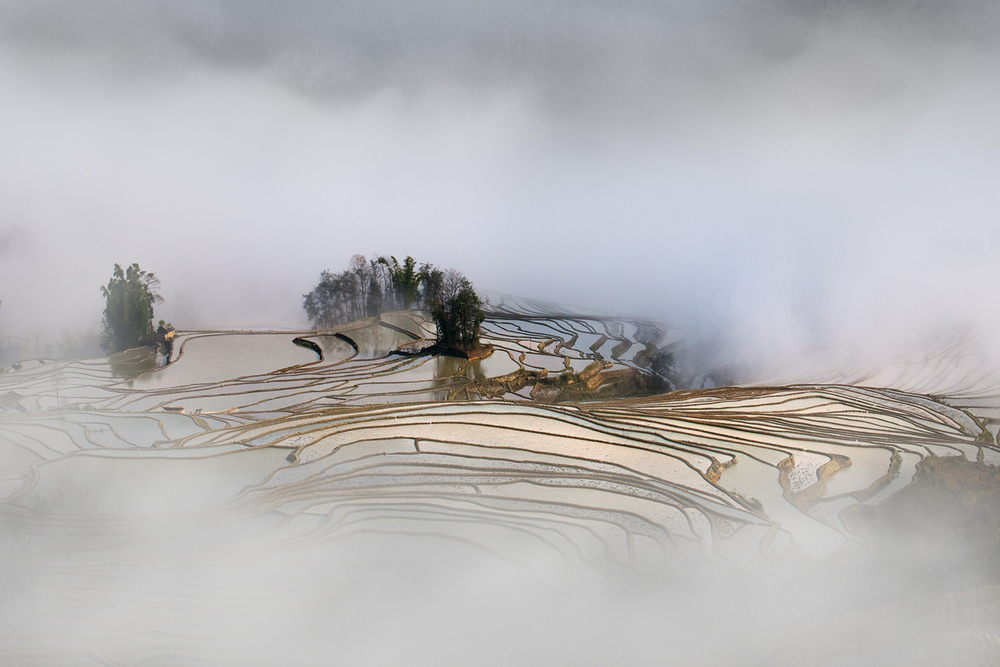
xmin=2 ymin=300 xmax=1000 ymax=665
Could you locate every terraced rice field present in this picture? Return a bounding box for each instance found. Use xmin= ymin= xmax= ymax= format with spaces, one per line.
xmin=1 ymin=297 xmax=997 ymax=664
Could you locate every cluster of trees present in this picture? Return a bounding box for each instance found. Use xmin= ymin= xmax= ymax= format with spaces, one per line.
xmin=100 ymin=263 xmax=162 ymax=354
xmin=92 ymin=260 xmax=671 ymax=393
xmin=302 ymin=254 xmax=421 ymax=328
xmin=95 ymin=256 xmax=485 ymax=357
xmin=303 ymin=254 xmax=485 ymax=351
xmin=425 ymin=269 xmax=485 ymax=351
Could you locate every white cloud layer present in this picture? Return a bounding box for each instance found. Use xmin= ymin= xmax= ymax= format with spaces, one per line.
xmin=1 ymin=0 xmax=998 ymax=379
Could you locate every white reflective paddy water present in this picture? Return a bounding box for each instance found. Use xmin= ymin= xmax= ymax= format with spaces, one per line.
xmin=1 ymin=308 xmax=997 ymax=664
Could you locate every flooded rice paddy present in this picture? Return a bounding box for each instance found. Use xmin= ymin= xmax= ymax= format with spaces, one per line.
xmin=2 ymin=297 xmax=999 ymax=664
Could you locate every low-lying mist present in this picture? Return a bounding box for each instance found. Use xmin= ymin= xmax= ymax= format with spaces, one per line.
xmin=3 ymin=464 xmax=997 ymax=665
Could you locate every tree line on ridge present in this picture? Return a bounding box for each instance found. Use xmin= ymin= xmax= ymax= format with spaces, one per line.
xmin=96 ymin=255 xmax=486 ymax=356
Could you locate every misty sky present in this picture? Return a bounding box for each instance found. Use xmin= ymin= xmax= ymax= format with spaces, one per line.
xmin=1 ymin=0 xmax=998 ymax=376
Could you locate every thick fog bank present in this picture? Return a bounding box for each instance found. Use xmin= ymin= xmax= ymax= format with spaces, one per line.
xmin=1 ymin=0 xmax=998 ymax=382
xmin=3 ymin=495 xmax=998 ymax=665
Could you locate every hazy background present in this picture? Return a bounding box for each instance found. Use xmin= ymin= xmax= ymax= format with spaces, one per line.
xmin=1 ymin=0 xmax=999 ymax=379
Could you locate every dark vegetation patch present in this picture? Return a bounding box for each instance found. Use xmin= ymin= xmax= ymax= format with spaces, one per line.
xmin=467 ymin=360 xmax=664 ymax=402
xmin=741 ymin=458 xmax=1000 ymax=666
xmin=846 ymin=455 xmax=1000 ymax=587
xmin=304 ymin=254 xmax=485 ymax=357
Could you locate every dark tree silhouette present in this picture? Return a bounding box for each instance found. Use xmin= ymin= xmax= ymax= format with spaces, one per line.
xmin=378 ymin=255 xmax=421 ymax=309
xmin=427 ymin=270 xmax=485 ymax=351
xmin=100 ymin=263 xmax=162 ymax=353
xmin=650 ymin=349 xmax=675 ymax=379
xmin=303 ymin=255 xmax=485 ymax=353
